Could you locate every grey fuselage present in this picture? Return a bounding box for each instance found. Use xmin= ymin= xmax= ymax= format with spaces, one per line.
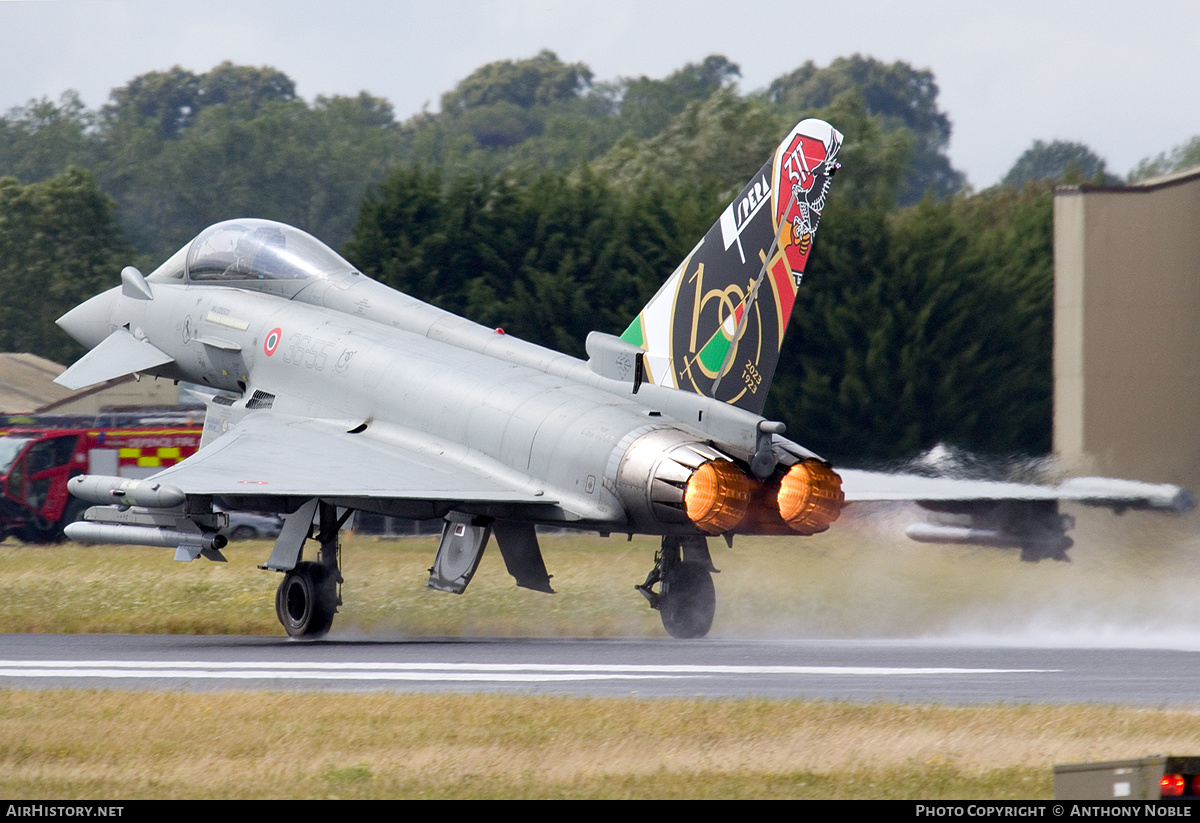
xmin=63 ymin=267 xmax=793 ymax=532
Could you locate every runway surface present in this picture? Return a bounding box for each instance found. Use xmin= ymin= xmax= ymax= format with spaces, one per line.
xmin=2 ymin=634 xmax=1199 ymax=703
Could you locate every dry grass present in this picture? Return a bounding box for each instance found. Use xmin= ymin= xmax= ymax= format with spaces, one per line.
xmin=5 ymin=690 xmax=1200 ymax=799
xmin=1 ymin=504 xmax=1198 ymax=639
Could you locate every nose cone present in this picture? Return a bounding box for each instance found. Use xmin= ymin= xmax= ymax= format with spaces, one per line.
xmin=56 ymin=287 xmax=118 ymax=348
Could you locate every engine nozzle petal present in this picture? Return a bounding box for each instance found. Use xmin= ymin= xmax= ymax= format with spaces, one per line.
xmin=777 ymin=460 xmax=844 ymax=535
xmin=684 ymin=460 xmax=750 ymax=534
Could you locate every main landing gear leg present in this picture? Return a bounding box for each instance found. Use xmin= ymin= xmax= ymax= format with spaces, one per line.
xmin=636 ymin=535 xmax=717 ymax=639
xmin=275 ymin=501 xmax=348 ymax=639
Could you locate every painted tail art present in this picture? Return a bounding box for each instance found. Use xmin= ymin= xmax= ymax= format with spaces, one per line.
xmin=619 ymin=119 xmax=843 ymax=414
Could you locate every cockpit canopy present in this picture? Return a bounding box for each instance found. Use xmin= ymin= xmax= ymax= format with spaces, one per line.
xmin=147 ymin=219 xmax=359 ymax=288
xmin=187 ymin=219 xmax=356 ymax=282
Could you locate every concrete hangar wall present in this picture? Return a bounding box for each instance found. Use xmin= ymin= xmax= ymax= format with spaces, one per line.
xmin=1054 ymin=168 xmax=1200 ymax=490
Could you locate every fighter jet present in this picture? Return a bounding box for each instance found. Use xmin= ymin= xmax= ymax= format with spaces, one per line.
xmin=53 ymin=118 xmax=1193 ymax=639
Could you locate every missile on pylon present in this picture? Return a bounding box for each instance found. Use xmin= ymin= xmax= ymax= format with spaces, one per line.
xmin=64 ymin=521 xmax=227 ymax=552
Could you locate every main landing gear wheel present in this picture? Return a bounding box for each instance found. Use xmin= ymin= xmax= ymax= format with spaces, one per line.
xmin=659 ymin=561 xmax=716 ymax=639
xmin=276 ymin=561 xmax=337 ymax=638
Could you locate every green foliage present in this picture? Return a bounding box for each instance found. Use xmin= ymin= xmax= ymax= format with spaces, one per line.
xmin=594 ymin=89 xmax=779 ymax=196
xmin=768 ymin=55 xmax=947 ymax=139
xmin=416 ymin=51 xmax=605 ymax=160
xmin=112 ymin=93 xmax=400 ymax=261
xmin=1129 ymin=134 xmax=1200 ymax=181
xmin=0 ymin=93 xmax=98 ymax=184
xmin=399 ymin=53 xmax=745 ymax=181
xmin=765 ymin=55 xmax=964 ymax=201
xmin=0 ymin=53 xmax=965 ymax=261
xmin=0 ymin=65 xmax=399 ymax=262
xmin=773 ymin=184 xmax=1054 ymax=460
xmin=811 ymin=90 xmax=912 ymax=212
xmin=591 ymin=86 xmax=912 ymax=209
xmin=1002 ymin=140 xmax=1116 ymax=187
xmin=0 ymin=168 xmax=131 ymax=363
xmin=617 ymin=55 xmax=740 ymax=139
xmin=442 ymin=50 xmax=593 ymax=114
xmin=106 ymin=92 xmax=403 ymax=261
xmin=102 ymin=62 xmax=297 ymax=138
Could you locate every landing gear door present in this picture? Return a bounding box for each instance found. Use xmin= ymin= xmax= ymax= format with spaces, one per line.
xmin=428 ymin=516 xmax=491 ymax=594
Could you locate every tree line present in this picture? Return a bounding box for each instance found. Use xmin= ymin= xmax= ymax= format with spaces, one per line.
xmin=2 ymin=52 xmax=1185 ymax=462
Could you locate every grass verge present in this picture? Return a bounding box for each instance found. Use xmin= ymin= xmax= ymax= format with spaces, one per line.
xmin=8 ymin=691 xmax=1200 ymax=799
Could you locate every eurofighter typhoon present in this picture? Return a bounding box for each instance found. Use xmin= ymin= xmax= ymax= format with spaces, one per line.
xmin=53 ymin=119 xmax=1193 ymax=638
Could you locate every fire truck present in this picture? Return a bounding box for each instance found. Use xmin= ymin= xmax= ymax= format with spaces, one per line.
xmin=0 ymin=410 xmax=204 ymax=543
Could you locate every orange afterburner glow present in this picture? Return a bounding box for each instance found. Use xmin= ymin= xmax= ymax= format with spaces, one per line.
xmin=777 ymin=460 xmax=844 ymax=535
xmin=679 ymin=458 xmax=843 ymax=536
xmin=684 ymin=460 xmax=751 ymax=534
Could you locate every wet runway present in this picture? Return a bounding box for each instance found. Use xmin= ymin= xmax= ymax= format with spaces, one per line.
xmin=3 ymin=634 xmax=1200 ymax=703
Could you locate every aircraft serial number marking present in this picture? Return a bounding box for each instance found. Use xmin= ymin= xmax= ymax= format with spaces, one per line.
xmin=281 ymin=334 xmax=333 ymax=370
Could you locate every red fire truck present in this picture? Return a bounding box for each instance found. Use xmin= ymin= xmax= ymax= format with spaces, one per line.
xmin=0 ymin=410 xmax=204 ymax=543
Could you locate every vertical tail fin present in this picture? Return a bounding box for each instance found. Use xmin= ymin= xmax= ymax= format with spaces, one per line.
xmin=619 ymin=118 xmax=842 ymax=414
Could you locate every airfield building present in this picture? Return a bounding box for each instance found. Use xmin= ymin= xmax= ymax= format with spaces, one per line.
xmin=1054 ymin=168 xmax=1200 ymax=490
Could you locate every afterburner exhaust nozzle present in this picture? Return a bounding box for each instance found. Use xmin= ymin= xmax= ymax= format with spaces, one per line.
xmin=777 ymin=461 xmax=844 ymax=535
xmin=614 ymin=430 xmax=844 ymax=536
xmin=684 ymin=460 xmax=751 ymax=534
xmin=670 ymin=454 xmax=845 ymax=536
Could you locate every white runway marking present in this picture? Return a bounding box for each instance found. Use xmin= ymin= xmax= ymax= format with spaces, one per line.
xmin=0 ymin=660 xmax=1058 ymax=683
